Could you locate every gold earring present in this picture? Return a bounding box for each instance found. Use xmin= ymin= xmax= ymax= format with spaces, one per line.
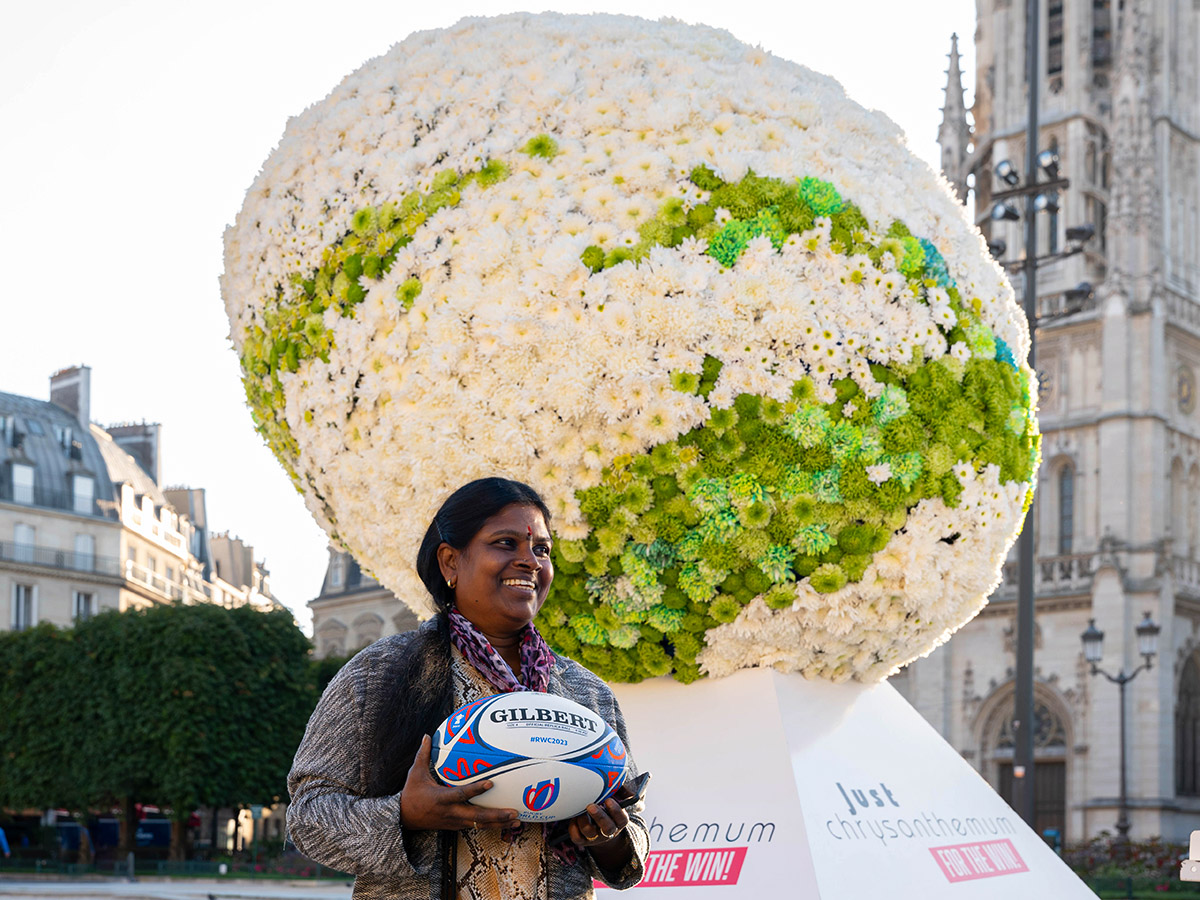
xmin=447 ymin=578 xmax=456 ymax=589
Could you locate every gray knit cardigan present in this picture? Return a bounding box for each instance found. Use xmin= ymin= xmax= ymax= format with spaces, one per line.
xmin=287 ymin=627 xmax=649 ymax=899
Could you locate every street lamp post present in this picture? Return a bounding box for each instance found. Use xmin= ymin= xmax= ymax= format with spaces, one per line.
xmin=989 ymin=140 xmax=1096 ymax=836
xmin=1080 ymin=612 xmax=1162 ymax=843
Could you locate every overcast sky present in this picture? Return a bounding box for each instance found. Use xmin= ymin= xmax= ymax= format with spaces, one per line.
xmin=0 ymin=0 xmax=975 ymax=635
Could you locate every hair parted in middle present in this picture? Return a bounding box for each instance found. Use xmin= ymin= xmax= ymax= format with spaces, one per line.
xmin=415 ymin=477 xmax=552 ymax=616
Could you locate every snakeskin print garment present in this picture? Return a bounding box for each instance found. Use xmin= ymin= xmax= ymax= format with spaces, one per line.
xmin=452 ymin=647 xmax=549 ymax=900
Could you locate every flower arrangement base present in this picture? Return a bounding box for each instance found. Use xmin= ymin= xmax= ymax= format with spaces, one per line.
xmin=597 ymin=668 xmax=1093 ymax=897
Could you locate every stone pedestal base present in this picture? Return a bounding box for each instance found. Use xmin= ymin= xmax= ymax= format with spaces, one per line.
xmin=595 ymin=668 xmax=1094 ymax=897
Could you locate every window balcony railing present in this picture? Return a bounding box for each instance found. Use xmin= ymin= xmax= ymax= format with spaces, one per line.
xmin=123 ymin=560 xmax=211 ymax=604
xmin=995 ymin=551 xmax=1098 ymax=599
xmin=0 ymin=480 xmax=114 ymax=519
xmin=0 ymin=540 xmax=121 ymax=577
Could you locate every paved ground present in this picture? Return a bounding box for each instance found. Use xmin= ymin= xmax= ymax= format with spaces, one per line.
xmin=0 ymin=877 xmax=353 ymax=899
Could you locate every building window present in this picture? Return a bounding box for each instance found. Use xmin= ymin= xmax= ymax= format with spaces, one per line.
xmin=1058 ymin=466 xmax=1075 ymax=555
xmin=1092 ymin=0 xmax=1113 ymax=77
xmin=14 ymin=523 xmax=35 ymax=564
xmin=1048 ymin=0 xmax=1065 ymax=77
xmin=72 ymin=474 xmax=94 ymax=515
xmin=330 ymin=556 xmax=343 ymax=588
xmin=1178 ymin=655 xmax=1200 ymax=796
xmin=74 ymin=534 xmax=95 ymax=572
xmin=12 ymin=463 xmax=34 ymax=504
xmin=12 ymin=584 xmax=35 ymax=631
xmin=73 ymin=591 xmax=95 ymax=621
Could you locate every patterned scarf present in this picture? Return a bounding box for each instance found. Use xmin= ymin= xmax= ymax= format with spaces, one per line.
xmin=446 ymin=609 xmax=577 ymax=864
xmin=447 ymin=608 xmax=554 ymax=694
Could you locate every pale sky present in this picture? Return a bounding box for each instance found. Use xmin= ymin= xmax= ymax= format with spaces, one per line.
xmin=0 ymin=0 xmax=975 ymax=635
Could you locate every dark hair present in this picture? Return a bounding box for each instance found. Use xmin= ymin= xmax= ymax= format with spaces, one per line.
xmin=415 ymin=477 xmax=553 ymax=614
xmin=369 ymin=478 xmax=552 ymax=796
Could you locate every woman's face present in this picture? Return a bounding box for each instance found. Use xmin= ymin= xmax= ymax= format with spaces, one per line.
xmin=441 ymin=503 xmax=554 ymax=636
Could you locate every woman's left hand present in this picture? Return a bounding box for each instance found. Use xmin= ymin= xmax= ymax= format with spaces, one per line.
xmin=567 ymin=798 xmax=630 ymax=854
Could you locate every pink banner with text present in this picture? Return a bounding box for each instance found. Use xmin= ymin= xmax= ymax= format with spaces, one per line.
xmin=929 ymin=839 xmax=1029 ymax=882
xmin=596 ymin=847 xmax=748 ymax=888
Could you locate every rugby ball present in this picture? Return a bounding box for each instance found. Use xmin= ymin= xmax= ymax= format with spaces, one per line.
xmin=432 ymin=692 xmax=628 ymax=823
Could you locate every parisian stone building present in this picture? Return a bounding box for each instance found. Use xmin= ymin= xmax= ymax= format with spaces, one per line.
xmin=898 ymin=0 xmax=1200 ymax=843
xmin=309 ymin=548 xmax=419 ymax=658
xmin=1 ymin=366 xmax=279 ymax=628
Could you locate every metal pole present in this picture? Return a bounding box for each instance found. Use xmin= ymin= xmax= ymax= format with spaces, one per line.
xmin=1116 ymin=674 xmax=1131 ymax=840
xmin=1013 ymin=0 xmax=1041 ymax=831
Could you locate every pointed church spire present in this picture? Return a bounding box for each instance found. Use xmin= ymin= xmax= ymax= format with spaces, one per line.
xmin=938 ymin=34 xmax=972 ymax=203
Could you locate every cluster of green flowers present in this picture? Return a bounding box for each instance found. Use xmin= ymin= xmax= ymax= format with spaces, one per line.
xmin=537 ymin=355 xmax=1034 ymax=683
xmin=238 ymin=161 xmax=511 ymax=491
xmin=537 ymin=168 xmax=1038 ymax=684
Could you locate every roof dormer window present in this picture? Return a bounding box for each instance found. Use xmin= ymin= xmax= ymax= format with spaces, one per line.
xmin=72 ymin=473 xmax=94 ymax=515
xmin=11 ymin=463 xmax=34 ymax=505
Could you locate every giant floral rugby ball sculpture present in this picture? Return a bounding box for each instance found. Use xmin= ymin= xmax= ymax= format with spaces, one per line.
xmin=222 ymin=13 xmax=1038 ymax=686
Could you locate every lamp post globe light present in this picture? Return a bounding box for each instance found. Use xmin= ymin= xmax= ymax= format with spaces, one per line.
xmin=1080 ymin=613 xmax=1162 ymax=842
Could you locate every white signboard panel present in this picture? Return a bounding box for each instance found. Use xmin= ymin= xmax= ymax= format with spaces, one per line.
xmin=598 ymin=669 xmax=1097 ymax=898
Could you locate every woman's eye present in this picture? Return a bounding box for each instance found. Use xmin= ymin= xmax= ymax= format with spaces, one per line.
xmin=534 ymin=544 xmax=551 ymax=556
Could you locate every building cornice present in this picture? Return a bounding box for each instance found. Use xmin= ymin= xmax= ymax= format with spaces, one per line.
xmin=0 ymin=559 xmax=124 ymax=588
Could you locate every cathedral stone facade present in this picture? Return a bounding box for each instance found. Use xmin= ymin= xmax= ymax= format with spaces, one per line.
xmin=904 ymin=0 xmax=1200 ymax=843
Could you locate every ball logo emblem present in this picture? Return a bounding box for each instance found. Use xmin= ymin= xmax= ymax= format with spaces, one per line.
xmin=523 ymin=777 xmax=560 ymax=812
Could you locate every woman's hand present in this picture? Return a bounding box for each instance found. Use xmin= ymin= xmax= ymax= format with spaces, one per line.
xmin=567 ymin=797 xmax=633 ymax=867
xmin=399 ymin=735 xmax=520 ymax=831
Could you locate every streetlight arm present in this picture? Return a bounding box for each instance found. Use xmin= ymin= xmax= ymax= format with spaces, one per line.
xmin=1089 ymin=661 xmax=1152 ymax=685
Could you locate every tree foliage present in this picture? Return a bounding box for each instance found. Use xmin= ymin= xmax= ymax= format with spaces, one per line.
xmin=0 ymin=603 xmax=321 ymax=831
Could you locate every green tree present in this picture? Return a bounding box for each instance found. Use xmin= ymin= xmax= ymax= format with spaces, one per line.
xmin=0 ymin=623 xmax=87 ymax=811
xmin=0 ymin=603 xmax=318 ymax=860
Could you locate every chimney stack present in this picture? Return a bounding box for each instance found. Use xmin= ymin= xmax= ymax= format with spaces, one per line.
xmin=107 ymin=422 xmax=163 ymax=486
xmin=49 ymin=365 xmax=92 ymax=426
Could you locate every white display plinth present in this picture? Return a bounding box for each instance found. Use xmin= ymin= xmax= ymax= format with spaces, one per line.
xmin=596 ymin=668 xmax=1096 ymax=897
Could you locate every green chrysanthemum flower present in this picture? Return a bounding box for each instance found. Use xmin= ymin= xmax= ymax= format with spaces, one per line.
xmin=687 ymin=477 xmax=730 ymax=513
xmin=756 ymin=544 xmax=796 ymax=584
xmin=812 ymin=468 xmax=843 ymax=503
xmin=645 ymin=604 xmax=686 ymax=633
xmin=872 ymin=384 xmax=910 ymax=426
xmin=795 ymin=523 xmax=835 ymax=556
xmin=570 ymin=615 xmax=609 ymax=646
xmin=607 ymin=625 xmax=642 ymax=649
xmin=797 ymin=176 xmax=844 ymax=216
xmin=784 ymin=406 xmax=832 ymax=447
xmin=826 ymin=420 xmax=862 ymax=463
xmin=522 ymin=133 xmax=560 ymax=159
xmin=810 ymin=563 xmax=848 ymax=594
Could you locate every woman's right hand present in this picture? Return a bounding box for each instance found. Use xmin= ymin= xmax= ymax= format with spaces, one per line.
xmin=399 ymin=735 xmax=520 ymax=831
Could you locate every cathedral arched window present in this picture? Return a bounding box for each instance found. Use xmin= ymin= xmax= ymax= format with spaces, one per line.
xmin=1092 ymin=0 xmax=1113 ymax=81
xmin=1176 ymin=655 xmax=1200 ymax=796
xmin=1058 ymin=464 xmax=1075 ymax=555
xmin=979 ymin=684 xmax=1070 ymax=839
xmin=1048 ymin=0 xmax=1065 ymax=82
xmin=352 ymin=613 xmax=384 ymax=649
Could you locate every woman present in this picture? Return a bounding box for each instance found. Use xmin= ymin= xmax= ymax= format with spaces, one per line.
xmin=288 ymin=478 xmax=649 ymax=899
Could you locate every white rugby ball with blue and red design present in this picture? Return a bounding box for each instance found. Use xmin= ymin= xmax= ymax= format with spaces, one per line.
xmin=432 ymin=692 xmax=628 ymax=823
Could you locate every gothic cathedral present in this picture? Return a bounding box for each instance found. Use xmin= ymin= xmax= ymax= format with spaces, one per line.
xmin=908 ymin=0 xmax=1200 ymax=843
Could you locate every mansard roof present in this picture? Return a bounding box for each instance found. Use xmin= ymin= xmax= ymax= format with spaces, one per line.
xmin=0 ymin=390 xmax=118 ymax=513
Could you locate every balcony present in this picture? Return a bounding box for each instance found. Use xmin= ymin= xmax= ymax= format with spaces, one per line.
xmin=123 ymin=560 xmax=211 ymax=604
xmin=0 ymin=481 xmax=114 ymax=519
xmin=0 ymin=540 xmax=121 ymax=577
xmin=995 ymin=551 xmax=1098 ymax=601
